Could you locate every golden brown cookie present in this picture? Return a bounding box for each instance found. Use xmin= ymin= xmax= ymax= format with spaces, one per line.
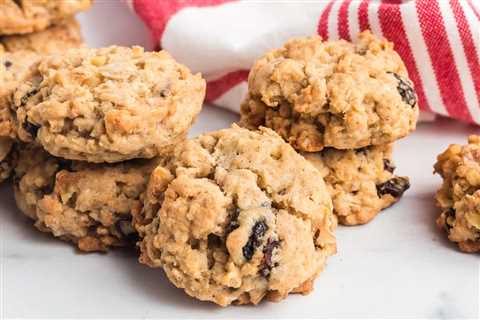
xmin=13 ymin=144 xmax=158 ymax=252
xmin=304 ymin=144 xmax=409 ymax=225
xmin=11 ymin=46 xmax=205 ymax=163
xmin=137 ymin=125 xmax=336 ymax=306
xmin=434 ymin=135 xmax=480 ymax=253
xmin=240 ymin=31 xmax=419 ymax=152
xmin=0 ymin=0 xmax=91 ymax=35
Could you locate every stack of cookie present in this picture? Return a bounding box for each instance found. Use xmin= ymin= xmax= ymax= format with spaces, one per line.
xmin=9 ymin=45 xmax=206 ymax=251
xmin=0 ymin=1 xmax=339 ymax=307
xmin=0 ymin=0 xmax=91 ymax=184
xmin=0 ymin=2 xmax=423 ymax=307
xmin=240 ymin=31 xmax=419 ymax=226
xmin=2 ymin=44 xmax=337 ymax=305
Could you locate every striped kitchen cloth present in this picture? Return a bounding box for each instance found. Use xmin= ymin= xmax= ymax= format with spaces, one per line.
xmin=129 ymin=0 xmax=480 ymax=124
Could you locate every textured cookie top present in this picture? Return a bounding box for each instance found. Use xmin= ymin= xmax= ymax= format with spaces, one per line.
xmin=240 ymin=31 xmax=419 ymax=152
xmin=0 ymin=0 xmax=92 ymax=35
xmin=14 ymin=144 xmax=158 ymax=252
xmin=12 ymin=46 xmax=206 ymax=163
xmin=434 ymin=135 xmax=480 ymax=252
xmin=0 ymin=18 xmax=83 ymax=54
xmin=304 ymin=144 xmax=409 ymax=225
xmin=138 ymin=126 xmax=336 ymax=306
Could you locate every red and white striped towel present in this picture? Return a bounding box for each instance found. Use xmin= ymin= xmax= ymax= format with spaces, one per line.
xmin=129 ymin=0 xmax=480 ymax=124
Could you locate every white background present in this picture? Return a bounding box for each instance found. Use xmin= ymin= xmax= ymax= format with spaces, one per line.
xmin=1 ymin=1 xmax=479 ymax=318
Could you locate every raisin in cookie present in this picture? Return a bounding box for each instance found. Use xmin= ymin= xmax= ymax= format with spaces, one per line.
xmin=0 ymin=137 xmax=14 ymax=183
xmin=137 ymin=125 xmax=336 ymax=306
xmin=0 ymin=17 xmax=83 ymax=55
xmin=11 ymin=46 xmax=206 ymax=163
xmin=434 ymin=136 xmax=480 ymax=253
xmin=13 ymin=144 xmax=158 ymax=252
xmin=240 ymin=31 xmax=419 ymax=152
xmin=304 ymin=144 xmax=409 ymax=225
xmin=0 ymin=0 xmax=91 ymax=35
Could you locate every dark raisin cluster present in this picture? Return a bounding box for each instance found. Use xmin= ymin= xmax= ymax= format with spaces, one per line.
xmin=260 ymin=239 xmax=280 ymax=277
xmin=242 ymin=220 xmax=268 ymax=260
xmin=225 ymin=208 xmax=240 ymax=235
xmin=389 ymin=72 xmax=417 ymax=108
xmin=376 ymin=176 xmax=410 ymax=198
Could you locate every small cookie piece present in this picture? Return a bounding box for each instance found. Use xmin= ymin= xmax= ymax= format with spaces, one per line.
xmin=304 ymin=144 xmax=410 ymax=225
xmin=0 ymin=0 xmax=91 ymax=35
xmin=434 ymin=135 xmax=480 ymax=253
xmin=240 ymin=31 xmax=419 ymax=152
xmin=0 ymin=137 xmax=14 ymax=182
xmin=11 ymin=46 xmax=206 ymax=163
xmin=13 ymin=144 xmax=158 ymax=252
xmin=137 ymin=125 xmax=336 ymax=306
xmin=0 ymin=18 xmax=83 ymax=55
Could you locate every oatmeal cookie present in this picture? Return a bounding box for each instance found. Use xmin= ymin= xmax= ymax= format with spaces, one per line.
xmin=434 ymin=135 xmax=480 ymax=253
xmin=13 ymin=144 xmax=158 ymax=252
xmin=0 ymin=20 xmax=83 ymax=138
xmin=137 ymin=125 xmax=336 ymax=306
xmin=0 ymin=0 xmax=91 ymax=35
xmin=11 ymin=46 xmax=205 ymax=163
xmin=304 ymin=144 xmax=410 ymax=225
xmin=0 ymin=50 xmax=40 ymax=138
xmin=240 ymin=31 xmax=419 ymax=152
xmin=0 ymin=17 xmax=83 ymax=55
xmin=0 ymin=136 xmax=14 ymax=182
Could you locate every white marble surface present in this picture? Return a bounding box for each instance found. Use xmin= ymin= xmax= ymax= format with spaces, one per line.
xmin=1 ymin=2 xmax=479 ymax=318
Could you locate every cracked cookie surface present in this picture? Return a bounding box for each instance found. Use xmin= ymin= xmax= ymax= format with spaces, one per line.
xmin=137 ymin=125 xmax=336 ymax=306
xmin=0 ymin=0 xmax=91 ymax=35
xmin=13 ymin=144 xmax=158 ymax=252
xmin=434 ymin=135 xmax=480 ymax=253
xmin=11 ymin=46 xmax=205 ymax=163
xmin=304 ymin=144 xmax=409 ymax=225
xmin=240 ymin=31 xmax=419 ymax=152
